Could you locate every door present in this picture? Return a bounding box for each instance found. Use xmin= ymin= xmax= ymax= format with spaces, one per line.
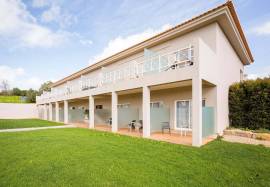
xmin=175 ymin=100 xmax=191 ymax=130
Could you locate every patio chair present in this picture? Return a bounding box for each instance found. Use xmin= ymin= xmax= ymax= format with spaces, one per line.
xmin=139 ymin=120 xmax=143 ymax=132
xmin=161 ymin=122 xmax=171 ymax=134
xmin=107 ymin=118 xmax=112 ymax=126
xmin=180 ymin=124 xmax=189 ymax=136
xmin=128 ymin=120 xmax=136 ymax=132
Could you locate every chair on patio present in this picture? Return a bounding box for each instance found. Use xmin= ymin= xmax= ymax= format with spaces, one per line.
xmin=128 ymin=120 xmax=136 ymax=132
xmin=138 ymin=120 xmax=143 ymax=132
xmin=161 ymin=122 xmax=171 ymax=134
xmin=180 ymin=124 xmax=189 ymax=136
xmin=107 ymin=118 xmax=112 ymax=126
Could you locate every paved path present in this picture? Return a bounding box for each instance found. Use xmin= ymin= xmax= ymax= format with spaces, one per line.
xmin=0 ymin=125 xmax=75 ymax=133
xmin=223 ymin=135 xmax=270 ymax=147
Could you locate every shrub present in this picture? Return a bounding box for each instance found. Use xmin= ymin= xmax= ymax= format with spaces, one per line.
xmin=229 ymin=77 xmax=270 ymax=130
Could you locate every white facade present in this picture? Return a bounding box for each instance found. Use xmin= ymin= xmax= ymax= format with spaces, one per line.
xmin=36 ymin=2 xmax=253 ymax=146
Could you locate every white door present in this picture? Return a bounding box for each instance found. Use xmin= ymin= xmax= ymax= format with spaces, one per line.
xmin=175 ymin=100 xmax=191 ymax=130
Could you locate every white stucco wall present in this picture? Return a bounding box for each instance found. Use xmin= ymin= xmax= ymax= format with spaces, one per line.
xmin=0 ymin=103 xmax=38 ymax=119
xmin=199 ymin=23 xmax=244 ymax=134
xmin=215 ymin=24 xmax=244 ymax=133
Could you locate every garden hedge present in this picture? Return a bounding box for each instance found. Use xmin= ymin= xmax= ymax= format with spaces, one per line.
xmin=229 ymin=77 xmax=270 ymax=130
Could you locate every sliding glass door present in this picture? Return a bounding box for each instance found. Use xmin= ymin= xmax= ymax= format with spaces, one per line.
xmin=175 ymin=100 xmax=191 ymax=130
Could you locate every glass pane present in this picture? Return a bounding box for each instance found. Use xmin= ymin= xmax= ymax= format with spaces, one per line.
xmin=176 ymin=101 xmax=190 ymax=129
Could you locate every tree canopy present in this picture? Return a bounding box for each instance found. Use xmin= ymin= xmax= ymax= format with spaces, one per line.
xmin=0 ymin=81 xmax=53 ymax=103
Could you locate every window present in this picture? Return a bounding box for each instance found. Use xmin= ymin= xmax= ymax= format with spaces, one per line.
xmin=240 ymin=69 xmax=243 ymax=81
xmin=70 ymin=106 xmax=76 ymax=110
xmin=150 ymin=101 xmax=163 ymax=108
xmin=202 ymin=99 xmax=206 ymax=107
xmin=96 ymin=105 xmax=103 ymax=109
xmin=117 ymin=103 xmax=130 ymax=108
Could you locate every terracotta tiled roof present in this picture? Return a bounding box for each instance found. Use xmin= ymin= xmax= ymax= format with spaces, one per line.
xmin=52 ymin=0 xmax=253 ymax=87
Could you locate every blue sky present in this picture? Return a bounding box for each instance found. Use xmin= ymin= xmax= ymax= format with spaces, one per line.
xmin=0 ymin=0 xmax=269 ymax=90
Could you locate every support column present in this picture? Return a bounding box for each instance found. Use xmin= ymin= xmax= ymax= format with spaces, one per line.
xmin=44 ymin=104 xmax=48 ymax=120
xmin=55 ymin=102 xmax=59 ymax=122
xmin=111 ymin=91 xmax=118 ymax=132
xmin=192 ymin=76 xmax=203 ymax=147
xmin=89 ymin=95 xmax=95 ymax=129
xmin=216 ymin=86 xmax=224 ymax=135
xmin=49 ymin=103 xmax=53 ymax=121
xmin=64 ymin=100 xmax=69 ymax=124
xmin=143 ymin=86 xmax=150 ymax=137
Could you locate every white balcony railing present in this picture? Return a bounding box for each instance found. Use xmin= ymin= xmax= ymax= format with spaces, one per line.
xmin=37 ymin=45 xmax=194 ymax=102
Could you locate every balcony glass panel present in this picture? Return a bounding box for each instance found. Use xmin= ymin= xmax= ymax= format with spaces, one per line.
xmin=150 ymin=107 xmax=170 ymax=133
xmin=202 ymin=107 xmax=215 ymax=138
xmin=118 ymin=108 xmax=139 ymax=128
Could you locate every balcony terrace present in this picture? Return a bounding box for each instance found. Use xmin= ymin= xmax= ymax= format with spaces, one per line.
xmin=37 ymin=45 xmax=194 ymax=103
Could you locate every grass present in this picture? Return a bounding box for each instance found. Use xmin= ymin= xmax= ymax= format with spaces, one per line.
xmin=0 ymin=119 xmax=63 ymax=129
xmin=0 ymin=96 xmax=28 ymax=103
xmin=0 ymin=128 xmax=269 ymax=187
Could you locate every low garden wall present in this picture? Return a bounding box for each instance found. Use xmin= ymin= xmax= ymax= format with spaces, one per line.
xmin=224 ymin=129 xmax=270 ymax=141
xmin=0 ymin=103 xmax=37 ymax=119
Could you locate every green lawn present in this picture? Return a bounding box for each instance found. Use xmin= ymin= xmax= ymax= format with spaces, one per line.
xmin=0 ymin=119 xmax=63 ymax=129
xmin=0 ymin=128 xmax=269 ymax=187
xmin=0 ymin=96 xmax=27 ymax=103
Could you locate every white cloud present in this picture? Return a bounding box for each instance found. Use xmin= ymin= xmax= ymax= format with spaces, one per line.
xmin=0 ymin=65 xmax=25 ymax=83
xmin=251 ymin=21 xmax=270 ymax=35
xmin=0 ymin=65 xmax=44 ymax=90
xmin=246 ymin=73 xmax=269 ymax=80
xmin=246 ymin=66 xmax=270 ymax=80
xmin=41 ymin=4 xmax=77 ymax=28
xmin=23 ymin=77 xmax=43 ymax=89
xmin=0 ymin=0 xmax=71 ymax=48
xmin=79 ymin=39 xmax=93 ymax=46
xmin=41 ymin=4 xmax=60 ymax=22
xmin=90 ymin=24 xmax=172 ymax=63
xmin=246 ymin=74 xmax=259 ymax=80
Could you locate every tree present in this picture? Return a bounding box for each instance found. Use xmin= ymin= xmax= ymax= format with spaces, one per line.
xmin=38 ymin=81 xmax=53 ymax=95
xmin=12 ymin=88 xmax=22 ymax=96
xmin=0 ymin=80 xmax=9 ymax=95
xmin=26 ymin=89 xmax=38 ymax=103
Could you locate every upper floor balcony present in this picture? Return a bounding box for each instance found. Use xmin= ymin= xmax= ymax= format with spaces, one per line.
xmin=37 ymin=45 xmax=194 ymax=103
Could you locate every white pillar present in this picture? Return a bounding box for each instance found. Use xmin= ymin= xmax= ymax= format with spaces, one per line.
xmin=64 ymin=100 xmax=69 ymax=124
xmin=89 ymin=95 xmax=95 ymax=129
xmin=143 ymin=86 xmax=151 ymax=137
xmin=49 ymin=103 xmax=53 ymax=121
xmin=44 ymin=104 xmax=48 ymax=120
xmin=216 ymin=86 xmax=224 ymax=135
xmin=55 ymin=102 xmax=59 ymax=122
xmin=111 ymin=91 xmax=118 ymax=132
xmin=192 ymin=76 xmax=203 ymax=146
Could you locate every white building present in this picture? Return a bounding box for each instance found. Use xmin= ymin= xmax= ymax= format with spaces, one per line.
xmin=36 ymin=1 xmax=254 ymax=147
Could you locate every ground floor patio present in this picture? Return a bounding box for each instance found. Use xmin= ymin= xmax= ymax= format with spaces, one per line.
xmin=38 ymin=79 xmax=218 ymax=146
xmin=70 ymin=121 xmax=215 ymax=145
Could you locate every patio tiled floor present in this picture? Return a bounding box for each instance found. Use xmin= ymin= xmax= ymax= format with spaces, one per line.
xmin=71 ymin=122 xmax=214 ymax=146
xmin=94 ymin=124 xmax=111 ymax=132
xmin=150 ymin=132 xmax=192 ymax=145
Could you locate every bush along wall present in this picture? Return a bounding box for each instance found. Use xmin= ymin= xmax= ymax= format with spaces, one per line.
xmin=229 ymin=77 xmax=270 ymax=130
